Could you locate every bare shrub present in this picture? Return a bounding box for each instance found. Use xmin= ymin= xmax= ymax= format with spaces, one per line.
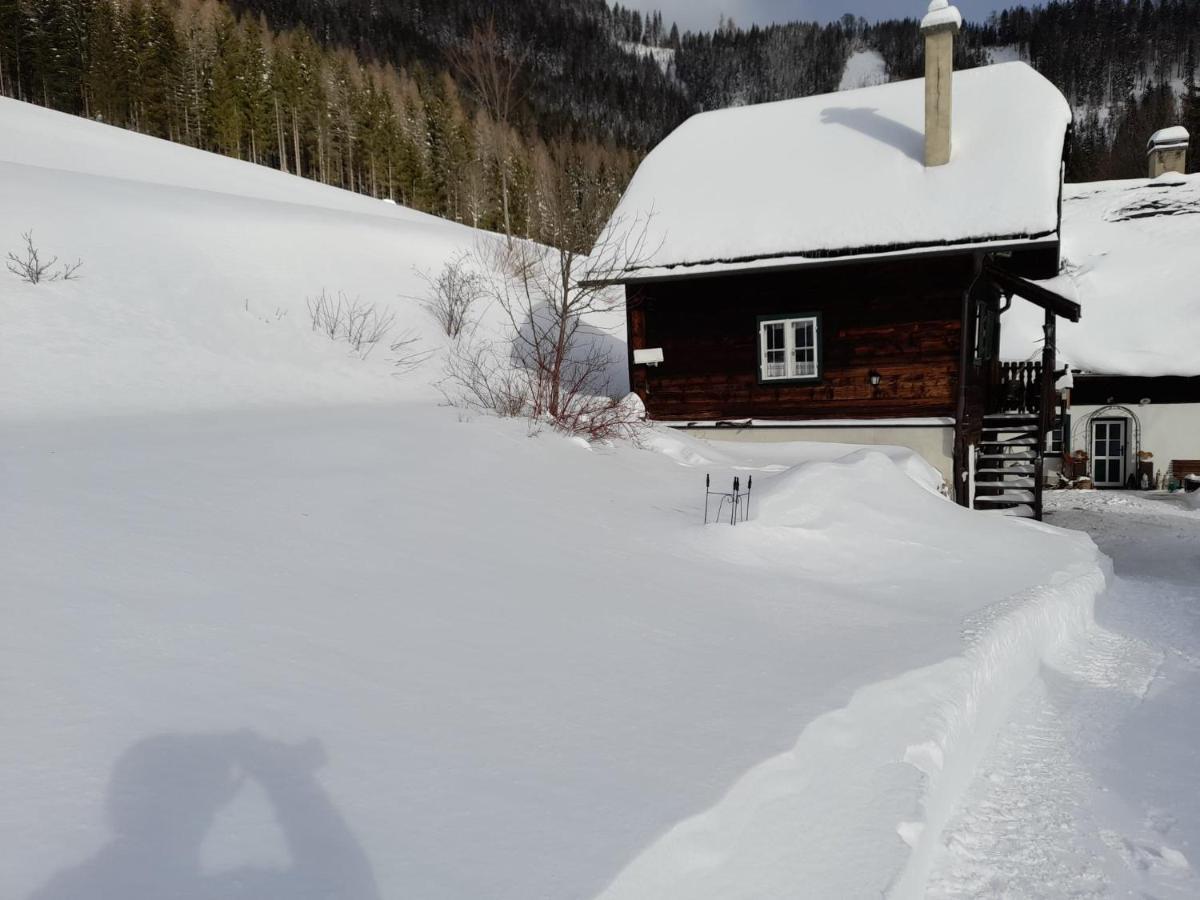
xmin=388 ymin=328 xmax=435 ymax=375
xmin=307 ymin=289 xmax=345 ymax=339
xmin=419 ymin=253 xmax=485 ymax=339
xmin=441 ymin=338 xmax=530 ymax=418
xmin=6 ymin=231 xmax=83 ymax=284
xmin=307 ymin=289 xmax=396 ymax=359
xmin=344 ymin=300 xmax=395 ymax=358
xmin=439 ymin=215 xmax=655 ymax=441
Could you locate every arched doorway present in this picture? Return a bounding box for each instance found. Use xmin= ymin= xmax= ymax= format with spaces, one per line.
xmin=1075 ymin=405 xmax=1144 ymax=488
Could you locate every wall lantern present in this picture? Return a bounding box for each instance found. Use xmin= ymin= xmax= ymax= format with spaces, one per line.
xmin=868 ymin=370 xmax=882 ymax=387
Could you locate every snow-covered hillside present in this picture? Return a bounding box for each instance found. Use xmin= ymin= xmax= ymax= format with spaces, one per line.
xmin=4 ymin=100 xmax=1192 ymax=900
xmin=0 ymin=98 xmax=498 ymax=418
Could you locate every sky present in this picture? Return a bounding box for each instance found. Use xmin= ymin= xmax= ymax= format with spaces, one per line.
xmin=620 ymin=1 xmax=1009 ymax=33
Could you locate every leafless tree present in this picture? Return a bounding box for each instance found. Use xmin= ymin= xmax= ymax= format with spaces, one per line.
xmin=6 ymin=231 xmax=83 ymax=284
xmin=418 ymin=252 xmax=486 ymax=339
xmin=446 ymin=19 xmax=526 ymax=240
xmin=440 ymin=142 xmax=657 ymax=441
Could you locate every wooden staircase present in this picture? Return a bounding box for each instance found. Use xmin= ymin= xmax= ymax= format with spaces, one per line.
xmin=973 ymin=412 xmax=1043 ymax=520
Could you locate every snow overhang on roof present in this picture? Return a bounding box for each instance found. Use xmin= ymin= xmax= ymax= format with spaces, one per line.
xmin=597 ymin=62 xmax=1071 ymax=281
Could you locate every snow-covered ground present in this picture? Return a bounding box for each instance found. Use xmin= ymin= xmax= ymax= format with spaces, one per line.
xmin=2 ymin=98 xmax=1193 ymax=899
xmin=928 ymin=489 xmax=1200 ymax=898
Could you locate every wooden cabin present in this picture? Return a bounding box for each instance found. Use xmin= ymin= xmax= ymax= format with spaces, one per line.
xmin=595 ymin=4 xmax=1081 ymax=518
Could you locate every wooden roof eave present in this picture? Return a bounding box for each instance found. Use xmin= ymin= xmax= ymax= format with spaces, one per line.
xmin=983 ymin=259 xmax=1081 ymax=322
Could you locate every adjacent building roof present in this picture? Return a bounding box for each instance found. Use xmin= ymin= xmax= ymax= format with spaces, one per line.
xmin=1001 ymin=172 xmax=1200 ymax=377
xmin=598 ymin=62 xmax=1071 ymax=281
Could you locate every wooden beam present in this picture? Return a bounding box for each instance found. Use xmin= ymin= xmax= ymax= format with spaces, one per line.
xmin=984 ymin=260 xmax=1081 ymax=323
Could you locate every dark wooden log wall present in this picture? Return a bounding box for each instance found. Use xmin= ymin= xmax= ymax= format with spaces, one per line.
xmin=627 ymin=256 xmax=978 ymax=422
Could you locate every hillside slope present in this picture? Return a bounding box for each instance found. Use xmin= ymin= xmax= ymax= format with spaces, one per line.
xmin=0 ymin=97 xmax=487 ymax=418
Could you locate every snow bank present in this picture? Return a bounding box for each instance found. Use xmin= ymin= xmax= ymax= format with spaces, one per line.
xmin=1185 ymin=481 xmax=1200 ymax=509
xmin=645 ymin=430 xmax=944 ymax=495
xmin=890 ymin=561 xmax=1109 ymax=897
xmin=599 ymin=493 xmax=1108 ymax=900
xmin=1003 ymin=173 xmax=1200 ymax=376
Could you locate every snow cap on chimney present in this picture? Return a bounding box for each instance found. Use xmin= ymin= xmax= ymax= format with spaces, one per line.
xmin=1147 ymin=126 xmax=1190 ymax=177
xmin=920 ymin=1 xmax=961 ymax=167
xmin=921 ymin=0 xmax=963 ymax=30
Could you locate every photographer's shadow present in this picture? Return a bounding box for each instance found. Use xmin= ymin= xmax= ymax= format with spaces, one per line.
xmin=32 ymin=730 xmax=380 ymax=900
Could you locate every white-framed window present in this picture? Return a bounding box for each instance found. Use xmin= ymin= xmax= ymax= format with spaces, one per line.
xmin=759 ymin=315 xmax=819 ymax=381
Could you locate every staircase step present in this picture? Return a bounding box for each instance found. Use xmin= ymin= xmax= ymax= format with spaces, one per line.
xmin=984 ymin=432 xmax=1041 ymax=441
xmin=979 ymin=437 xmax=1039 ymax=446
xmin=976 ymin=465 xmax=1037 ymax=475
xmin=983 ymin=413 xmax=1041 ymax=421
xmin=975 ymin=491 xmax=1036 ymax=504
xmin=979 ymin=452 xmax=1038 ymax=461
xmin=975 ymin=478 xmax=1035 ymax=490
xmin=997 ymin=504 xmax=1037 ymax=518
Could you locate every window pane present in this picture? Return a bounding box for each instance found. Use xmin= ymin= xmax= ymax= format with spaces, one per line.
xmin=763 ymin=322 xmax=786 ymax=379
xmin=791 ymin=320 xmax=816 ymax=377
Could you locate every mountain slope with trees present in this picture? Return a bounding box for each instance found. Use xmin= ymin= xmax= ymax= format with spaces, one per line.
xmin=2 ymin=0 xmax=1198 ymax=241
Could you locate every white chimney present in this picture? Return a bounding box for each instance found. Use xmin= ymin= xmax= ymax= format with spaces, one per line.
xmin=920 ymin=0 xmax=962 ymax=168
xmin=1147 ymin=126 xmax=1190 ymax=177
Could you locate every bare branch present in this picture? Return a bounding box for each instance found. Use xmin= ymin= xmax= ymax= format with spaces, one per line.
xmin=6 ymin=231 xmax=82 ymax=284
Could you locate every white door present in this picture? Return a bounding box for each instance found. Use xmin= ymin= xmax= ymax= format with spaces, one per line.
xmin=1091 ymin=419 xmax=1127 ymax=487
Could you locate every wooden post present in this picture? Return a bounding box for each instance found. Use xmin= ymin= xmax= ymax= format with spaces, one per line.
xmin=1037 ymin=308 xmax=1056 ymax=519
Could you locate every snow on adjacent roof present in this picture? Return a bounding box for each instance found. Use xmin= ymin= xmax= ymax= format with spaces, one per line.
xmin=600 ymin=63 xmax=1070 ymax=279
xmin=920 ymin=0 xmax=963 ymax=31
xmin=1148 ymin=125 xmax=1190 ymax=149
xmin=1001 ymin=173 xmax=1200 ymax=377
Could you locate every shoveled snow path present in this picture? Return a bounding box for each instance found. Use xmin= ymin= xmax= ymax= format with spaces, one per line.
xmin=925 ymin=491 xmax=1200 ymax=899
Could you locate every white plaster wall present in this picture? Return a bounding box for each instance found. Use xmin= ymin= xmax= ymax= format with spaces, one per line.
xmin=1068 ymin=403 xmax=1200 ymax=482
xmin=681 ymin=425 xmax=956 ymax=486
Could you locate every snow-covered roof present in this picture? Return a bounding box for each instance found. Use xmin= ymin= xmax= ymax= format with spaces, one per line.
xmin=1001 ymin=173 xmax=1200 ymax=377
xmin=600 ymin=62 xmax=1071 ymax=280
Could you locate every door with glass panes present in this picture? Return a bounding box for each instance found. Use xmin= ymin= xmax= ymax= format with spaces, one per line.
xmin=1090 ymin=419 xmax=1127 ymax=487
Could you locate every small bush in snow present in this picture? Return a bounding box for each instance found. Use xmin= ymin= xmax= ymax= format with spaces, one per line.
xmin=306 ymin=289 xmax=396 ymax=359
xmin=6 ymin=231 xmax=83 ymax=284
xmin=419 ymin=253 xmax=484 ymax=339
